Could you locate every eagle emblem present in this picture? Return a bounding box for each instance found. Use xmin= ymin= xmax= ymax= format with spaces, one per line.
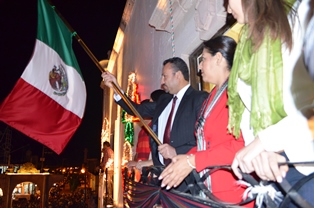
xmin=49 ymin=65 xmax=68 ymax=96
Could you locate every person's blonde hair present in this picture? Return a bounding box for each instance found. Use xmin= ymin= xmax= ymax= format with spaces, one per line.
xmin=242 ymin=0 xmax=295 ymax=51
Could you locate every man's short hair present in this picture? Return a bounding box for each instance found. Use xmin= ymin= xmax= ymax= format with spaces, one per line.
xmin=103 ymin=141 xmax=110 ymax=147
xmin=163 ymin=57 xmax=190 ymax=82
xmin=150 ymin=89 xmax=166 ymax=102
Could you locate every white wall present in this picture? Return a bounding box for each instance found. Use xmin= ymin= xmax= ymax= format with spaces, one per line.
xmin=106 ymin=0 xmax=227 ymax=206
xmin=119 ymin=0 xmax=225 ymax=99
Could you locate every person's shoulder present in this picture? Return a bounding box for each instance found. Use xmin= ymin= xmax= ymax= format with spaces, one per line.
xmin=196 ymin=90 xmax=209 ymax=96
xmin=157 ymin=92 xmax=172 ymax=101
xmin=185 ymin=87 xmax=208 ymax=104
xmin=188 ymin=86 xmax=209 ymax=96
xmin=195 ymin=91 xmax=208 ymax=103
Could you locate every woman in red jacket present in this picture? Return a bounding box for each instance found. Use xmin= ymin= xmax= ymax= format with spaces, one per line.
xmin=159 ymin=35 xmax=253 ymax=207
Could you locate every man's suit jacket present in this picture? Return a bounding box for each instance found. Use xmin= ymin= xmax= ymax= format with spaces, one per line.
xmin=117 ymin=86 xmax=208 ymax=166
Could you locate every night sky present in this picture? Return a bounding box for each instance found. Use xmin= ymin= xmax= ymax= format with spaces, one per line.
xmin=0 ymin=0 xmax=126 ymax=166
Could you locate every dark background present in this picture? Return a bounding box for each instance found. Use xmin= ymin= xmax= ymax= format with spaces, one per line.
xmin=0 ymin=0 xmax=126 ymax=166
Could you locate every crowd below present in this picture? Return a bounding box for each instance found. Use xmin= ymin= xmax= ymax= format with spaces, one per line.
xmin=0 ymin=174 xmax=97 ymax=208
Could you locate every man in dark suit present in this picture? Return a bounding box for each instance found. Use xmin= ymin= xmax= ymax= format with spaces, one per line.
xmin=102 ymin=57 xmax=208 ymax=191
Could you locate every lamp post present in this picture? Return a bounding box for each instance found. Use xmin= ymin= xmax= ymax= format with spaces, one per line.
xmin=81 ymin=167 xmax=87 ymax=207
xmin=40 ymin=146 xmax=45 ymax=172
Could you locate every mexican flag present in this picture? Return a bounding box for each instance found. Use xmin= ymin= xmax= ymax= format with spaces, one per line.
xmin=0 ymin=0 xmax=86 ymax=154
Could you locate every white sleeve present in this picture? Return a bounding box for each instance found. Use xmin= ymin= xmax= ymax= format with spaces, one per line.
xmin=113 ymin=91 xmax=123 ymax=101
xmin=258 ymin=112 xmax=314 ymax=175
xmin=258 ymin=111 xmax=313 ymax=153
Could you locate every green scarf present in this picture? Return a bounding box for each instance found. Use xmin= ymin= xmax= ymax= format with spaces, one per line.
xmin=227 ymin=25 xmax=287 ymax=138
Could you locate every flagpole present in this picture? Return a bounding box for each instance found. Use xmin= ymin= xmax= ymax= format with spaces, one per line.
xmin=48 ymin=1 xmax=161 ymax=145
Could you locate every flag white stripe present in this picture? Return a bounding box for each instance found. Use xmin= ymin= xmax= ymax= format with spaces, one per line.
xmin=21 ymin=40 xmax=86 ymax=118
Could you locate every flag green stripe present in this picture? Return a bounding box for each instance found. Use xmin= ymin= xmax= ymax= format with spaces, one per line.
xmin=37 ymin=0 xmax=83 ymax=79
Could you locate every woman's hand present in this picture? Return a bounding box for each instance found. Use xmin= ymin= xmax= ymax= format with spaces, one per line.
xmin=135 ymin=160 xmax=153 ymax=173
xmin=251 ymin=151 xmax=288 ymax=182
xmin=158 ymin=154 xmax=194 ymax=189
xmin=231 ymin=137 xmax=264 ymax=179
xmin=231 ymin=137 xmax=288 ymax=183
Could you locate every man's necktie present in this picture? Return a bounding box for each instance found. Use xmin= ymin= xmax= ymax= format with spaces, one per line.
xmin=163 ymin=96 xmax=177 ymax=166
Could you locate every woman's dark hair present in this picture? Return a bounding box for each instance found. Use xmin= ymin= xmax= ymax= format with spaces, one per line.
xmin=203 ymin=36 xmax=237 ymax=70
xmin=163 ymin=57 xmax=190 ymax=81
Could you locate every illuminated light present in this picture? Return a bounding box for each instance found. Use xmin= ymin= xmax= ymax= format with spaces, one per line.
xmin=6 ymin=173 xmax=49 ymax=175
xmin=99 ymin=59 xmax=109 ymax=69
xmin=113 ymin=27 xmax=124 ymax=54
xmin=156 ymin=0 xmax=167 ymax=10
xmin=121 ymin=71 xmax=140 ymax=148
xmin=101 ymin=118 xmax=110 ymax=162
xmin=107 ymin=52 xmax=117 ymax=73
xmin=122 ymin=142 xmax=132 ymax=166
xmin=107 ymin=27 xmax=124 ymax=73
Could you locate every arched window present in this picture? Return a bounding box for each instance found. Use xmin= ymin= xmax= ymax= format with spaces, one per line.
xmin=12 ymin=182 xmax=40 ymax=207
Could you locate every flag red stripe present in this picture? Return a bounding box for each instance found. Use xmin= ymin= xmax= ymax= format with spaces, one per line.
xmin=0 ymin=78 xmax=81 ymax=154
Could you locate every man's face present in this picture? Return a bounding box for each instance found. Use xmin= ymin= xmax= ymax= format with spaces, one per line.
xmin=160 ymin=63 xmax=179 ymax=94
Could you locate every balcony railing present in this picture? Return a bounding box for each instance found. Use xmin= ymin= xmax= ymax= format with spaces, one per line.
xmin=123 ymin=165 xmax=314 ymax=208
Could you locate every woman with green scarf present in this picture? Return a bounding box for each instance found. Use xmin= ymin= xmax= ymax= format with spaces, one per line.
xmin=227 ymin=0 xmax=314 ymax=206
